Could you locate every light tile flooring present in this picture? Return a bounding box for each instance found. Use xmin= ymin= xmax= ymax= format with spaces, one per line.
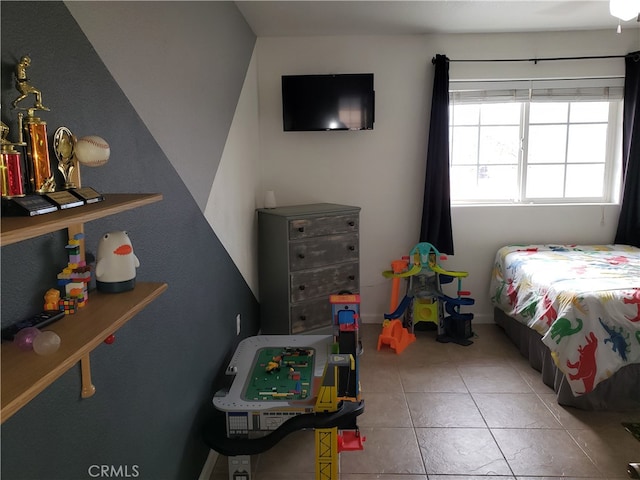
xmin=211 ymin=323 xmax=640 ymax=479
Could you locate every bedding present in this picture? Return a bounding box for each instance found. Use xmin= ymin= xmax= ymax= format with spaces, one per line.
xmin=490 ymin=244 xmax=640 ymax=404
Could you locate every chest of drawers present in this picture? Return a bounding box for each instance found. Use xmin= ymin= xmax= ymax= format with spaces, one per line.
xmin=257 ymin=203 xmax=360 ymax=334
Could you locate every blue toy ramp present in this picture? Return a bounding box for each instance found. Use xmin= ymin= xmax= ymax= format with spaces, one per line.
xmin=384 ymin=294 xmax=413 ymax=320
xmin=439 ymin=274 xmax=455 ymax=284
xmin=441 ymin=295 xmax=475 ymax=306
xmin=443 ymin=300 xmax=475 ymax=320
xmin=437 ymin=294 xmax=475 ymax=346
xmin=444 ymin=306 xmax=474 ymax=321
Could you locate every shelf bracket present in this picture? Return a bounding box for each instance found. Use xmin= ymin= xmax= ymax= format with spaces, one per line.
xmin=80 ymin=354 xmax=96 ymax=398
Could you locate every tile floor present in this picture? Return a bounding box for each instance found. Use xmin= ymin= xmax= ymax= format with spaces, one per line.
xmin=211 ymin=323 xmax=640 ymax=479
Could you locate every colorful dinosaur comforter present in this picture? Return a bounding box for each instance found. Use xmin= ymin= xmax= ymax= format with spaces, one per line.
xmin=490 ymin=244 xmax=640 ymax=397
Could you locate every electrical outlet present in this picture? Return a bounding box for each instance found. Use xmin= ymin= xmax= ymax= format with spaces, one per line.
xmin=236 ymin=314 xmax=241 ymax=335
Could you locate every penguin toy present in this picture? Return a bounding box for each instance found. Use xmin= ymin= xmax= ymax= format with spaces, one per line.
xmin=95 ymin=231 xmax=140 ymax=293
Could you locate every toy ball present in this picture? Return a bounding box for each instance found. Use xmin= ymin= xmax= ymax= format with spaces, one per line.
xmin=33 ymin=331 xmax=61 ymax=356
xmin=74 ymin=135 xmax=110 ymax=167
xmin=96 ymin=231 xmax=140 ymax=293
xmin=14 ymin=327 xmax=41 ymax=351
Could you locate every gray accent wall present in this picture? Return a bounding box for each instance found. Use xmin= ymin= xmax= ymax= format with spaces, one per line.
xmin=1 ymin=2 xmax=258 ymax=479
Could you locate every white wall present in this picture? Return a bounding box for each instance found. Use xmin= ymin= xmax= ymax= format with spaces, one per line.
xmin=205 ymin=49 xmax=261 ymax=296
xmin=256 ymin=29 xmax=640 ymax=323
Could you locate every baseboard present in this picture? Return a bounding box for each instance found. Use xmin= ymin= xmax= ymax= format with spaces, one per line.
xmin=361 ymin=312 xmax=494 ymax=324
xmin=198 ymin=449 xmax=218 ymax=480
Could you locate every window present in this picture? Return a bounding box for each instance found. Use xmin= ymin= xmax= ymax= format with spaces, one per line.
xmin=449 ymin=78 xmax=623 ymax=204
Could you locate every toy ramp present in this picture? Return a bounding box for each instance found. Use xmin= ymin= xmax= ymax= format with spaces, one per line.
xmin=377 ymin=319 xmax=416 ymax=354
xmin=383 ymin=295 xmax=412 ymax=320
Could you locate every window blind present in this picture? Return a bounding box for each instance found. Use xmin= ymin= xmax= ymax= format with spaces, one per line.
xmin=449 ymin=77 xmax=625 ymax=103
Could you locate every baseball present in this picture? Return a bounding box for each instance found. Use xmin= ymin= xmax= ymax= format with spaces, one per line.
xmin=74 ymin=135 xmax=110 ymax=167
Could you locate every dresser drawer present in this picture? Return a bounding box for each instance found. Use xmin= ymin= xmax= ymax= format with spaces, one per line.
xmin=289 ymin=214 xmax=359 ymax=240
xmin=290 ymin=298 xmax=332 ymax=334
xmin=289 ymin=234 xmax=359 ymax=271
xmin=290 ymin=262 xmax=359 ymax=303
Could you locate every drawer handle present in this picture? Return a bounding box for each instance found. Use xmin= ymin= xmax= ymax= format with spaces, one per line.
xmin=298 ymin=227 xmax=305 ymax=233
xmin=298 ymin=253 xmax=305 ymax=259
xmin=299 ymin=315 xmax=307 ymax=321
xmin=348 ymin=275 xmax=355 ymax=281
xmin=348 ymin=245 xmax=355 ymax=251
xmin=299 ymin=285 xmax=306 ymax=291
xmin=348 ymin=221 xmax=355 ymax=226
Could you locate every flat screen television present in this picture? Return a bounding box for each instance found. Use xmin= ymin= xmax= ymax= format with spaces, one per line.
xmin=282 ymin=73 xmax=374 ymax=131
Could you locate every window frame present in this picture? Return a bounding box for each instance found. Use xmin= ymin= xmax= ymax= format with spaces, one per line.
xmin=448 ymin=78 xmax=624 ymax=206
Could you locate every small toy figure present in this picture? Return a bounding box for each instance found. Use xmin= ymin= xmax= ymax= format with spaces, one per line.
xmin=265 ymin=361 xmax=280 ymax=373
xmin=57 ymin=234 xmax=91 ymax=306
xmin=96 ymin=231 xmax=140 ymax=293
xmin=44 ymin=288 xmax=60 ymax=311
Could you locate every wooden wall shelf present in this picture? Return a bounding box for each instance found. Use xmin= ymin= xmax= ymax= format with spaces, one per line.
xmin=1 ymin=193 xmax=163 ymax=246
xmin=1 ymin=192 xmax=166 ymax=424
xmin=1 ymin=282 xmax=167 ymax=424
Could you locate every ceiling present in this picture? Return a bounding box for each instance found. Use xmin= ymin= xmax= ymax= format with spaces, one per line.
xmin=235 ymin=1 xmax=640 ymax=37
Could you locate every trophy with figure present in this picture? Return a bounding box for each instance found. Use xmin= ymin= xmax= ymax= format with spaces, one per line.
xmin=11 ymin=55 xmax=55 ymax=194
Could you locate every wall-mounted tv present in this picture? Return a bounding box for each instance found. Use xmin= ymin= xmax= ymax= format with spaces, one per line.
xmin=282 ymin=73 xmax=375 ymax=131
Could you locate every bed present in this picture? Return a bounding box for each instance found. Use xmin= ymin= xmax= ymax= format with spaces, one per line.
xmin=490 ymin=244 xmax=640 ymax=410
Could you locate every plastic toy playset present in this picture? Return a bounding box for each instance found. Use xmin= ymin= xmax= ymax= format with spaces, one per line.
xmin=205 ymin=293 xmax=365 ymax=480
xmin=378 ymin=242 xmax=475 ymax=352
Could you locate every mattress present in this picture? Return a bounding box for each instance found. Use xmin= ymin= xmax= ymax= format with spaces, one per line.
xmin=490 ymin=244 xmax=640 ymax=398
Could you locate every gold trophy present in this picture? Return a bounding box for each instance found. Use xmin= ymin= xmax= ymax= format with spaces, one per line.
xmin=45 ymin=125 xmax=85 ymax=209
xmin=0 ymin=119 xmax=57 ymax=216
xmin=54 ymin=126 xmax=77 ymax=189
xmin=0 ymin=120 xmax=27 ymax=198
xmin=11 ymin=55 xmax=55 ymax=194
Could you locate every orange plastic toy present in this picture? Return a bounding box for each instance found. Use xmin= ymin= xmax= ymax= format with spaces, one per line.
xmin=389 ymin=258 xmax=409 ymax=312
xmin=377 ymin=319 xmax=416 ymax=354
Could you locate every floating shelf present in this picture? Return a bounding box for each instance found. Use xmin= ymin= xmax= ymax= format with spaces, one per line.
xmin=1 ymin=282 xmax=168 ymax=424
xmin=1 ymin=192 xmax=166 ymax=424
xmin=1 ymin=193 xmax=163 ymax=246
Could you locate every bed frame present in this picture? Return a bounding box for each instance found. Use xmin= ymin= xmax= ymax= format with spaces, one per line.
xmin=494 ymin=307 xmax=640 ymax=411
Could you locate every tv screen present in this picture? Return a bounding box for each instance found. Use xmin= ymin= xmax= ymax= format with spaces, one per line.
xmin=282 ymin=74 xmax=374 ymax=131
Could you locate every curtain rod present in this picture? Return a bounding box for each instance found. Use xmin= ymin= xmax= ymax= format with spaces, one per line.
xmin=441 ymin=52 xmax=640 ymax=64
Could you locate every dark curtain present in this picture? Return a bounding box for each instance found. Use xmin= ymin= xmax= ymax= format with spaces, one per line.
xmin=419 ymin=54 xmax=454 ymax=254
xmin=614 ymin=51 xmax=640 ymax=247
